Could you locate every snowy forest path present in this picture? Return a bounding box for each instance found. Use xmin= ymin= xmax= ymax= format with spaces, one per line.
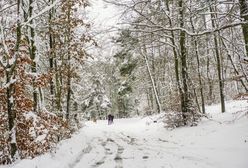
xmin=68 ymin=118 xmax=221 ymax=168
xmin=3 ymin=101 xmax=248 ymax=168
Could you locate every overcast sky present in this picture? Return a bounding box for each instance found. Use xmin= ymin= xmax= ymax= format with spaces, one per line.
xmin=86 ymin=0 xmax=124 ymax=61
xmin=88 ymin=0 xmax=121 ymax=29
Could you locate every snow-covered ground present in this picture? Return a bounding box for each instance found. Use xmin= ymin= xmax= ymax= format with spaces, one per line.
xmin=2 ymin=100 xmax=248 ymax=168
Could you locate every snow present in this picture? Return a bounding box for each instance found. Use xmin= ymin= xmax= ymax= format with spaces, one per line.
xmin=35 ymin=133 xmax=47 ymax=143
xmin=4 ymin=77 xmax=17 ymax=88
xmin=2 ymin=100 xmax=248 ymax=168
xmin=10 ymin=127 xmax=17 ymax=144
xmin=9 ymin=96 xmax=14 ymax=104
xmin=8 ymin=57 xmax=15 ymax=65
xmin=21 ymin=0 xmax=61 ymax=27
xmin=100 ymin=95 xmax=111 ymax=109
xmin=28 ymin=127 xmax=36 ymax=139
xmin=23 ymin=111 xmax=38 ymax=123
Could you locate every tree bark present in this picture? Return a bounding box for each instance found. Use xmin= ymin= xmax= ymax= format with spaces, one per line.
xmin=165 ymin=0 xmax=183 ymax=111
xmin=195 ymin=40 xmax=205 ymax=114
xmin=6 ymin=72 xmax=18 ymax=160
xmin=141 ymin=46 xmax=162 ymax=113
xmin=49 ymin=0 xmax=55 ymax=110
xmin=66 ymin=3 xmax=72 ymax=120
xmin=239 ymin=0 xmax=248 ymax=57
xmin=189 ymin=10 xmax=206 ymax=114
xmin=220 ymin=37 xmax=248 ymax=92
xmin=55 ymin=60 xmax=62 ymax=112
xmin=202 ymin=10 xmax=214 ymax=104
xmin=7 ymin=0 xmax=22 ymax=160
xmin=210 ymin=3 xmax=225 ymax=113
xmin=179 ymin=0 xmax=191 ymax=122
xmin=29 ymin=0 xmax=38 ymax=112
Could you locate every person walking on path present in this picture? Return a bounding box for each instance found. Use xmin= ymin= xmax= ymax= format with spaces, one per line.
xmin=107 ymin=114 xmax=114 ymax=125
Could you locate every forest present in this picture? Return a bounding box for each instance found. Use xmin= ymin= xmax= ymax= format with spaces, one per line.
xmin=0 ymin=0 xmax=248 ymax=165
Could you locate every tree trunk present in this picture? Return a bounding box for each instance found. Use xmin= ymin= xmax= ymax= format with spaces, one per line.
xmin=151 ymin=52 xmax=161 ymax=112
xmin=239 ymin=0 xmax=248 ymax=57
xmin=220 ymin=37 xmax=248 ymax=92
xmin=202 ymin=6 xmax=214 ymax=104
xmin=141 ymin=46 xmax=162 ymax=113
xmin=149 ymin=87 xmax=154 ymax=111
xmin=210 ymin=3 xmax=225 ymax=113
xmin=195 ymin=41 xmax=205 ymax=114
xmin=66 ymin=62 xmax=71 ymax=120
xmin=49 ymin=0 xmax=55 ymax=110
xmin=193 ymin=88 xmax=201 ymax=113
xmin=7 ymin=0 xmax=22 ymax=160
xmin=189 ymin=12 xmax=206 ymax=114
xmin=165 ymin=0 xmax=183 ymax=110
xmin=55 ymin=59 xmax=62 ymax=112
xmin=146 ymin=89 xmax=152 ymax=112
xmin=66 ymin=3 xmax=72 ymax=120
xmin=179 ymin=0 xmax=191 ymax=122
xmin=6 ymin=72 xmax=18 ymax=160
xmin=29 ymin=0 xmax=38 ymax=112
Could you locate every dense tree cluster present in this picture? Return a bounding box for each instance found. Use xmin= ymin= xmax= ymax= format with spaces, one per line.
xmin=0 ymin=0 xmax=93 ymax=163
xmin=106 ymin=0 xmax=248 ymax=126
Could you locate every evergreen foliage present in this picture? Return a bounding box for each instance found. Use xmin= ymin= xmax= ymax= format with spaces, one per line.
xmin=112 ymin=30 xmax=138 ymax=118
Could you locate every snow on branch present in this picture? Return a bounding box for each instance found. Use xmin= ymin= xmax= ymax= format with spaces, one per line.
xmin=126 ymin=21 xmax=248 ymax=37
xmin=21 ymin=0 xmax=61 ymax=27
xmin=0 ymin=3 xmax=17 ymax=13
xmin=0 ymin=24 xmax=10 ymax=59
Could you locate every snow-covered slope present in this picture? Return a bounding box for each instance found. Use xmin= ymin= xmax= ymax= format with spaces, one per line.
xmin=2 ymin=100 xmax=248 ymax=168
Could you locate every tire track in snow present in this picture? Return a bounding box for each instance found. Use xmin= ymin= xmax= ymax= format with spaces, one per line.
xmin=118 ymin=132 xmax=138 ymax=145
xmin=69 ymin=130 xmax=215 ymax=168
xmin=137 ymin=138 xmax=217 ymax=167
xmin=91 ymin=138 xmax=108 ymax=167
xmin=91 ymin=137 xmax=124 ymax=168
xmin=67 ymin=143 xmax=93 ymax=168
xmin=114 ymin=143 xmax=124 ymax=168
xmin=116 ymin=132 xmax=216 ymax=168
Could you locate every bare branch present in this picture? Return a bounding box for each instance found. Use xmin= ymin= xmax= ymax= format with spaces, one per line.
xmin=21 ymin=0 xmax=61 ymax=27
xmin=0 ymin=3 xmax=17 ymax=13
xmin=124 ymin=21 xmax=248 ymax=36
